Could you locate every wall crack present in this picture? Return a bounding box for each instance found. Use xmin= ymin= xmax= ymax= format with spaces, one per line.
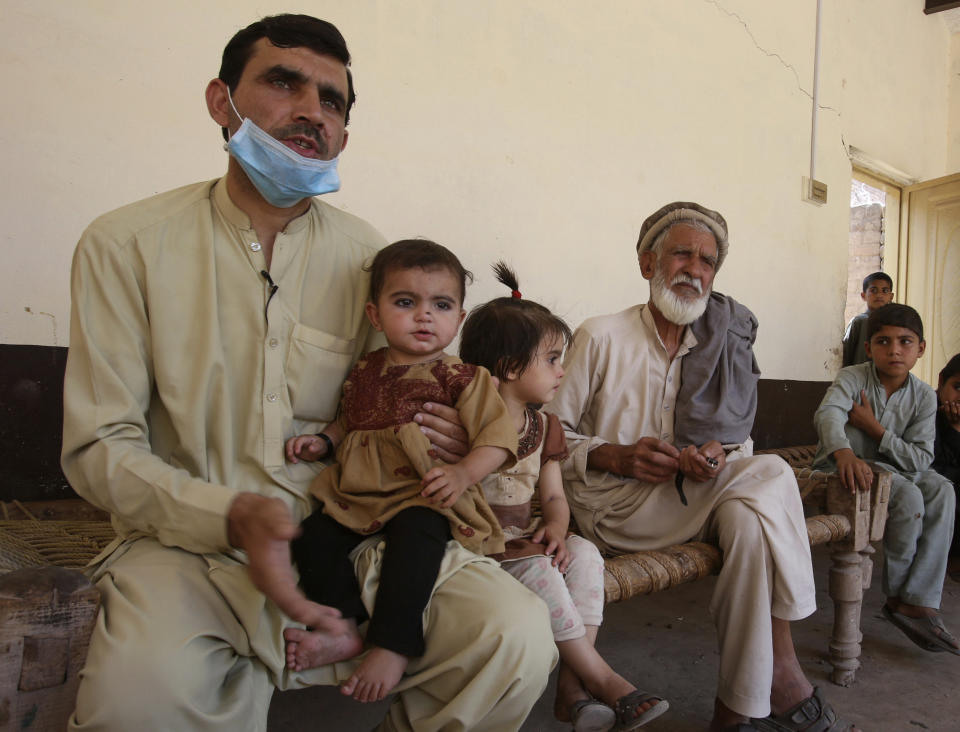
xmin=704 ymin=0 xmax=839 ymax=117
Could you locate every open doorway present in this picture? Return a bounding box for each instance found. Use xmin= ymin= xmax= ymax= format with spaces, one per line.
xmin=844 ymin=170 xmax=901 ymax=328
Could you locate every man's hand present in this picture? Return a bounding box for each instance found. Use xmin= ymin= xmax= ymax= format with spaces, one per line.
xmin=941 ymin=399 xmax=960 ymax=426
xmin=227 ymin=493 xmax=346 ymax=632
xmin=532 ymin=521 xmax=570 ymax=571
xmin=285 ymin=434 xmax=328 ymax=464
xmin=414 ymin=402 xmax=469 ymax=463
xmin=589 ymin=438 xmax=680 ymax=483
xmin=678 ymin=441 xmax=725 ymax=482
xmin=421 ymin=463 xmax=471 ymax=508
xmin=847 ymin=390 xmax=884 ymax=442
xmin=833 ymin=448 xmax=873 ymax=493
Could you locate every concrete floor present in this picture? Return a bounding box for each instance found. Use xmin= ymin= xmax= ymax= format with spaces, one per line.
xmin=268 ymin=544 xmax=960 ymax=731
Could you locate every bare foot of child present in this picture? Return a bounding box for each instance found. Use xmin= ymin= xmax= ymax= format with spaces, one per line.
xmin=284 ymin=619 xmax=364 ymax=672
xmin=340 ymin=646 xmax=409 ymax=702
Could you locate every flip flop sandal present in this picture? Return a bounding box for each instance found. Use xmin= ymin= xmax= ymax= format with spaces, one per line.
xmin=750 ymin=686 xmax=853 ymax=732
xmin=882 ymin=605 xmax=960 ymax=655
xmin=612 ymin=689 xmax=669 ymax=731
xmin=569 ymin=698 xmax=616 ymax=732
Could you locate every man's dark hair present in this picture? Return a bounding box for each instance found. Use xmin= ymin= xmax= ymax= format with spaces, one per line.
xmin=460 ymin=262 xmax=572 ymax=381
xmin=862 ymin=271 xmax=893 ymax=292
xmin=366 ymin=239 xmax=473 ymax=305
xmin=218 ymin=14 xmax=356 ymax=137
xmin=866 ymin=303 xmax=923 ymax=342
xmin=939 ymin=353 xmax=960 ymax=386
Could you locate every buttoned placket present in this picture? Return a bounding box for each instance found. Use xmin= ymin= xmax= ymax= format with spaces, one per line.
xmin=260 ymin=232 xmax=292 ymax=469
xmin=659 ymin=356 xmax=682 ymax=443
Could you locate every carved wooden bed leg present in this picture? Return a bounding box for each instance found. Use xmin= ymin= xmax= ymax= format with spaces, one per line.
xmin=860 ymin=543 xmax=876 ymax=591
xmin=827 ymin=546 xmax=864 ymax=686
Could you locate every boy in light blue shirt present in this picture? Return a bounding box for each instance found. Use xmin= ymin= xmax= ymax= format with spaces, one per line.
xmin=814 ymin=303 xmax=958 ymax=655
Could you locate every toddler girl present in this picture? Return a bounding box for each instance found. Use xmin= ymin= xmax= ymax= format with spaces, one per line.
xmin=282 ymin=240 xmax=517 ymax=702
xmin=460 ymin=263 xmax=669 ymax=732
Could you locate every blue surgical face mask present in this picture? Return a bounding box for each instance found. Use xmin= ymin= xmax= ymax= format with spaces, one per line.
xmin=224 ymin=90 xmax=341 ymax=208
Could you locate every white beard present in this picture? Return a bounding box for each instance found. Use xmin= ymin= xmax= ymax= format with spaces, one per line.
xmin=649 ymin=269 xmax=710 ymax=325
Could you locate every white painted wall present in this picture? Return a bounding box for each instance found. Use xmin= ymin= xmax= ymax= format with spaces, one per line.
xmin=1 ymin=0 xmax=955 ymax=380
xmin=950 ymin=32 xmax=960 ymax=173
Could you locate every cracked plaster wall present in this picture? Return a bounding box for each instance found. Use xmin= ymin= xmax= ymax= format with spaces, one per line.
xmin=0 ymin=0 xmax=954 ymax=380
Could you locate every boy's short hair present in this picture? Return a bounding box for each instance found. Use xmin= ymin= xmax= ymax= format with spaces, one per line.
xmin=365 ymin=239 xmax=473 ymax=305
xmin=862 ymin=271 xmax=893 ymax=292
xmin=866 ymin=303 xmax=923 ymax=342
xmin=940 ymin=353 xmax=960 ymax=385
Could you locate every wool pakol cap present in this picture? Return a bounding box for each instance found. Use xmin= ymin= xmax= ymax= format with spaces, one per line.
xmin=636 ymin=201 xmax=729 ymax=269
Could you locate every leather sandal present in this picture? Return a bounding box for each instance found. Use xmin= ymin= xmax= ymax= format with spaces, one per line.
xmin=569 ymin=697 xmax=616 ymax=732
xmin=612 ymin=689 xmax=669 ymax=730
xmin=882 ymin=604 xmax=960 ymax=655
xmin=750 ymin=687 xmax=854 ymax=731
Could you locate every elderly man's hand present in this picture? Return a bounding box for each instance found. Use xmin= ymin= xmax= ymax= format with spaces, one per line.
xmin=588 ymin=438 xmax=680 ymax=483
xmin=678 ymin=441 xmax=725 ymax=481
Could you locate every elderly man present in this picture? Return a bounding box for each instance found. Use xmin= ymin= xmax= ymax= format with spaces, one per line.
xmin=548 ymin=202 xmax=856 ymax=732
xmin=61 ymin=14 xmax=553 ymax=731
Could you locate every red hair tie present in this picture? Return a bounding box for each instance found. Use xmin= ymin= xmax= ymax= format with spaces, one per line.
xmin=511 ymin=289 xmax=522 ymax=299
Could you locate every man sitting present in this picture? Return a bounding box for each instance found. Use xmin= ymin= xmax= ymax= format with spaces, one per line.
xmin=548 ymin=201 xmax=857 ymax=732
xmin=60 ymin=14 xmax=554 ymax=731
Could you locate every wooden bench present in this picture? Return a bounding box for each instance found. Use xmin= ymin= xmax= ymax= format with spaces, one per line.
xmin=598 ymin=445 xmax=890 ymax=687
xmin=0 ymin=449 xmax=889 ymax=729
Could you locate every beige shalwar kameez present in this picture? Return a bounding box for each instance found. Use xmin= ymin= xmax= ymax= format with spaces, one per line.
xmin=61 ymin=179 xmax=556 ymax=732
xmin=547 ymin=304 xmax=816 ymax=719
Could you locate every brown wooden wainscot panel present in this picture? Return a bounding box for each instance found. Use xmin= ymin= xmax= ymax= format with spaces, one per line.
xmin=0 ymin=346 xmax=832 ymax=502
xmin=750 ymin=379 xmax=831 ymax=451
xmin=0 ymin=345 xmax=75 ymax=502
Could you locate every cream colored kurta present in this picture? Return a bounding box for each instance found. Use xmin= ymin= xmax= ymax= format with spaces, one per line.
xmin=547 ymin=303 xmax=817 ymax=719
xmin=62 ymin=179 xmax=383 ymax=550
xmin=61 ymin=179 xmax=555 ymax=732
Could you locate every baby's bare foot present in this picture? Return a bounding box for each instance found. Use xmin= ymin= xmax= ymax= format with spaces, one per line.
xmin=340 ymin=646 xmax=409 ymax=702
xmin=283 ymin=622 xmax=363 ymax=672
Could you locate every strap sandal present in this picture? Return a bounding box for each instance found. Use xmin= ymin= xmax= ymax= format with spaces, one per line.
xmin=750 ymin=686 xmax=854 ymax=731
xmin=612 ymin=689 xmax=669 ymax=730
xmin=882 ymin=605 xmax=960 ymax=655
xmin=569 ymin=697 xmax=616 ymax=732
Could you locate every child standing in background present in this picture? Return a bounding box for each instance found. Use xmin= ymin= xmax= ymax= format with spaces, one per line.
xmin=841 ymin=271 xmax=894 ymax=367
xmin=460 ymin=263 xmax=669 ymax=732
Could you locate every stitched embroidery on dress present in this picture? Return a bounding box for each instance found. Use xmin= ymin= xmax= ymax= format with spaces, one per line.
xmin=517 ymin=407 xmax=544 ymax=460
xmin=340 ymin=349 xmax=477 ymax=431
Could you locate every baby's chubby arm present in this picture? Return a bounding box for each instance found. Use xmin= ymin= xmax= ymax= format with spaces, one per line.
xmin=420 ymin=446 xmax=509 ymax=509
xmin=285 ymin=422 xmax=345 ymax=463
